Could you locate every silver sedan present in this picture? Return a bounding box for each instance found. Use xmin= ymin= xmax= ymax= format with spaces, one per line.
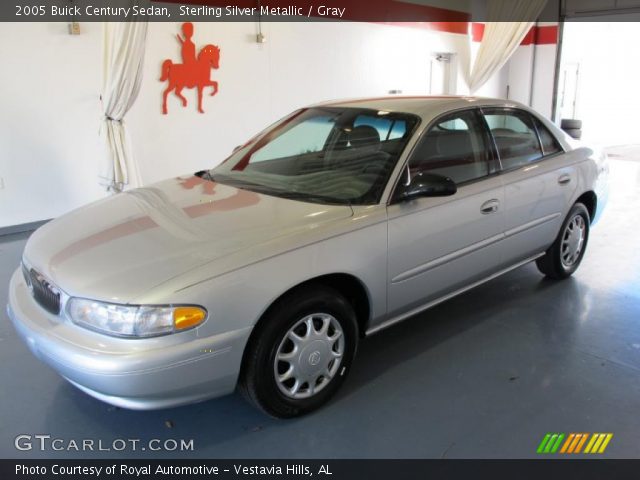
xmin=7 ymin=97 xmax=608 ymax=417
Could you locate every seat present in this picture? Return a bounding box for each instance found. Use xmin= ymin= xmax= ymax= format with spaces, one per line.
xmin=318 ymin=125 xmax=392 ymax=201
xmin=411 ymin=131 xmax=486 ymax=183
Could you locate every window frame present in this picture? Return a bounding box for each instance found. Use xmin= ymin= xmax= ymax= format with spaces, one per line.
xmin=479 ymin=107 xmax=566 ymax=174
xmin=388 ymin=107 xmax=501 ymax=204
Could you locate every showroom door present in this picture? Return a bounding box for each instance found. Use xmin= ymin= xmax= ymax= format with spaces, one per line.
xmin=386 ymin=109 xmax=505 ymax=319
xmin=481 ymin=108 xmax=579 ymax=264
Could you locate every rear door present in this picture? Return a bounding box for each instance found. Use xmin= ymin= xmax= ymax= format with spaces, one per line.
xmin=386 ymin=109 xmax=505 ymax=318
xmin=481 ymin=108 xmax=578 ymax=264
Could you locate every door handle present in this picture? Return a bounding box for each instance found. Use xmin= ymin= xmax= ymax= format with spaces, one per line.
xmin=480 ymin=199 xmax=500 ymax=214
xmin=558 ymin=174 xmax=571 ymax=185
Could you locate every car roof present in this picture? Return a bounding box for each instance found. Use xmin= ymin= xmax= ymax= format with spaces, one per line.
xmin=312 ymin=96 xmax=529 ymax=119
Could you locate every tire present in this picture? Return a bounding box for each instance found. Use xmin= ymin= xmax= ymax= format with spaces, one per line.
xmin=561 ymin=119 xmax=582 ymax=130
xmin=536 ymin=203 xmax=590 ymax=280
xmin=564 ymin=128 xmax=582 ymax=140
xmin=239 ymin=285 xmax=358 ymax=418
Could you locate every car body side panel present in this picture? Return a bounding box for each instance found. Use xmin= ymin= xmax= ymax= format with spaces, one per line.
xmin=500 ymin=153 xmax=579 ymax=265
xmin=386 ymin=175 xmax=505 ymax=318
xmin=132 ymin=206 xmax=389 ymax=338
xmin=591 ymin=150 xmax=610 ymax=225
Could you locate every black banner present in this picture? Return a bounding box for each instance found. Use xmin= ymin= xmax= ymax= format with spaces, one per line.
xmin=4 ymin=0 xmax=639 ymax=23
xmin=1 ymin=0 xmax=564 ymax=23
xmin=2 ymin=459 xmax=640 ymax=480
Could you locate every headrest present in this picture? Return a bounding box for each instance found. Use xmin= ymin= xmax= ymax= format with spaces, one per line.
xmin=349 ymin=125 xmax=381 ymax=149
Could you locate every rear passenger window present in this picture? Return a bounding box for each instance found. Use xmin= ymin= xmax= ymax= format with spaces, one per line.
xmin=483 ymin=109 xmax=543 ymax=170
xmin=407 ymin=110 xmax=490 ymax=184
xmin=532 ymin=116 xmax=562 ymax=156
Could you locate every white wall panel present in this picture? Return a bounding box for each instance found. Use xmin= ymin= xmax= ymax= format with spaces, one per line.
xmin=0 ymin=21 xmax=507 ymax=227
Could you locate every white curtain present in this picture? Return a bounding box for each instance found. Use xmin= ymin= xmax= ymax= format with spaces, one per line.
xmin=99 ymin=20 xmax=148 ymax=192
xmin=467 ymin=0 xmax=547 ymax=94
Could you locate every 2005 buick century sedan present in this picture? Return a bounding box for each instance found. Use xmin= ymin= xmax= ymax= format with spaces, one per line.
xmin=8 ymin=97 xmax=608 ymax=417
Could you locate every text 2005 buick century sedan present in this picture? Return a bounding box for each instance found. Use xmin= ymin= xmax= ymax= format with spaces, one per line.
xmin=8 ymin=97 xmax=608 ymax=417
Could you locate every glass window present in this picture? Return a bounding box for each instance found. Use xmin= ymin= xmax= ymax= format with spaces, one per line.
xmin=483 ymin=109 xmax=543 ymax=170
xmin=212 ymin=107 xmax=419 ymax=205
xmin=251 ymin=115 xmax=334 ymax=163
xmin=532 ymin=116 xmax=562 ymax=156
xmin=354 ymin=114 xmax=408 ymax=141
xmin=406 ymin=110 xmax=490 ymax=185
xmin=388 ymin=120 xmax=407 ymax=140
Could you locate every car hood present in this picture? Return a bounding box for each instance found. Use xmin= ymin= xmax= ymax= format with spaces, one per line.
xmin=24 ymin=175 xmax=353 ymax=303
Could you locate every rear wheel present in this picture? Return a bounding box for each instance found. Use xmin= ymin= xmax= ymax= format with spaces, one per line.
xmin=536 ymin=203 xmax=590 ymax=279
xmin=239 ymin=286 xmax=358 ymax=418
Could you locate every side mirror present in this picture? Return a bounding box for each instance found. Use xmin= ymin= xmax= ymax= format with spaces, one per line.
xmin=397 ymin=172 xmax=457 ymax=202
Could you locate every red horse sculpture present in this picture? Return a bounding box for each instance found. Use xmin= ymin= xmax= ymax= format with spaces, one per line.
xmin=160 ymin=43 xmax=220 ymax=114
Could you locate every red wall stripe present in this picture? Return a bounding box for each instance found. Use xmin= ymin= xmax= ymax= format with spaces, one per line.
xmin=472 ymin=23 xmax=558 ymax=45
xmin=381 ymin=21 xmax=469 ymax=35
xmin=532 ymin=25 xmax=559 ymax=45
xmin=472 ymin=22 xmax=485 ymax=42
xmin=158 ymin=0 xmax=556 ymax=43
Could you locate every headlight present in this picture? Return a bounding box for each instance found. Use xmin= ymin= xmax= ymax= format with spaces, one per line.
xmin=66 ymin=298 xmax=207 ymax=338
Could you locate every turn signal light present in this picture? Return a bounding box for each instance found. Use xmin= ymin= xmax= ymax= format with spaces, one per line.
xmin=173 ymin=307 xmax=207 ymax=330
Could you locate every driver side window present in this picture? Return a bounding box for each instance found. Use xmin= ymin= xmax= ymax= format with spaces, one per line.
xmin=407 ymin=110 xmax=491 ymax=185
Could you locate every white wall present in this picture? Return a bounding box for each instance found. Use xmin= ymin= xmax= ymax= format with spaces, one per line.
xmin=506 ymin=43 xmax=557 ymax=119
xmin=0 ymin=22 xmax=105 ymax=229
xmin=506 ymin=45 xmax=535 ymax=105
xmin=0 ymin=21 xmax=508 ymax=228
xmin=504 ymin=24 xmax=559 ymax=120
xmin=530 ymin=43 xmax=557 ymax=118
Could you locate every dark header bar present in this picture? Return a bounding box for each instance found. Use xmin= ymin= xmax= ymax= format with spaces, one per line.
xmin=4 ymin=0 xmax=638 ymax=23
xmin=1 ymin=0 xmax=567 ymax=23
xmin=2 ymin=459 xmax=640 ymax=480
xmin=1 ymin=1 xmax=636 ymax=25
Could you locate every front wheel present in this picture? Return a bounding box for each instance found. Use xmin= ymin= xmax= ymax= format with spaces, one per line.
xmin=536 ymin=202 xmax=590 ymax=279
xmin=239 ymin=286 xmax=358 ymax=418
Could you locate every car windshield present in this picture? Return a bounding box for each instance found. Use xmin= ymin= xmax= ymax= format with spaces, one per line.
xmin=210 ymin=107 xmax=419 ymax=205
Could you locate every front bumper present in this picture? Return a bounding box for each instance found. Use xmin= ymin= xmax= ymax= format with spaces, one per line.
xmin=7 ymin=269 xmax=252 ymax=410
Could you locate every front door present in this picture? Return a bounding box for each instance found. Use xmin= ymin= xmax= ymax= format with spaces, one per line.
xmin=386 ymin=109 xmax=505 ymax=318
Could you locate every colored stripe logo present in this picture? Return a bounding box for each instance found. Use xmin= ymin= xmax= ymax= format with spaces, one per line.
xmin=537 ymin=433 xmax=613 ymax=454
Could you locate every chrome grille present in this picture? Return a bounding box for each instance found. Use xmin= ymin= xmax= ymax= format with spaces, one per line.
xmin=24 ymin=266 xmax=61 ymax=315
